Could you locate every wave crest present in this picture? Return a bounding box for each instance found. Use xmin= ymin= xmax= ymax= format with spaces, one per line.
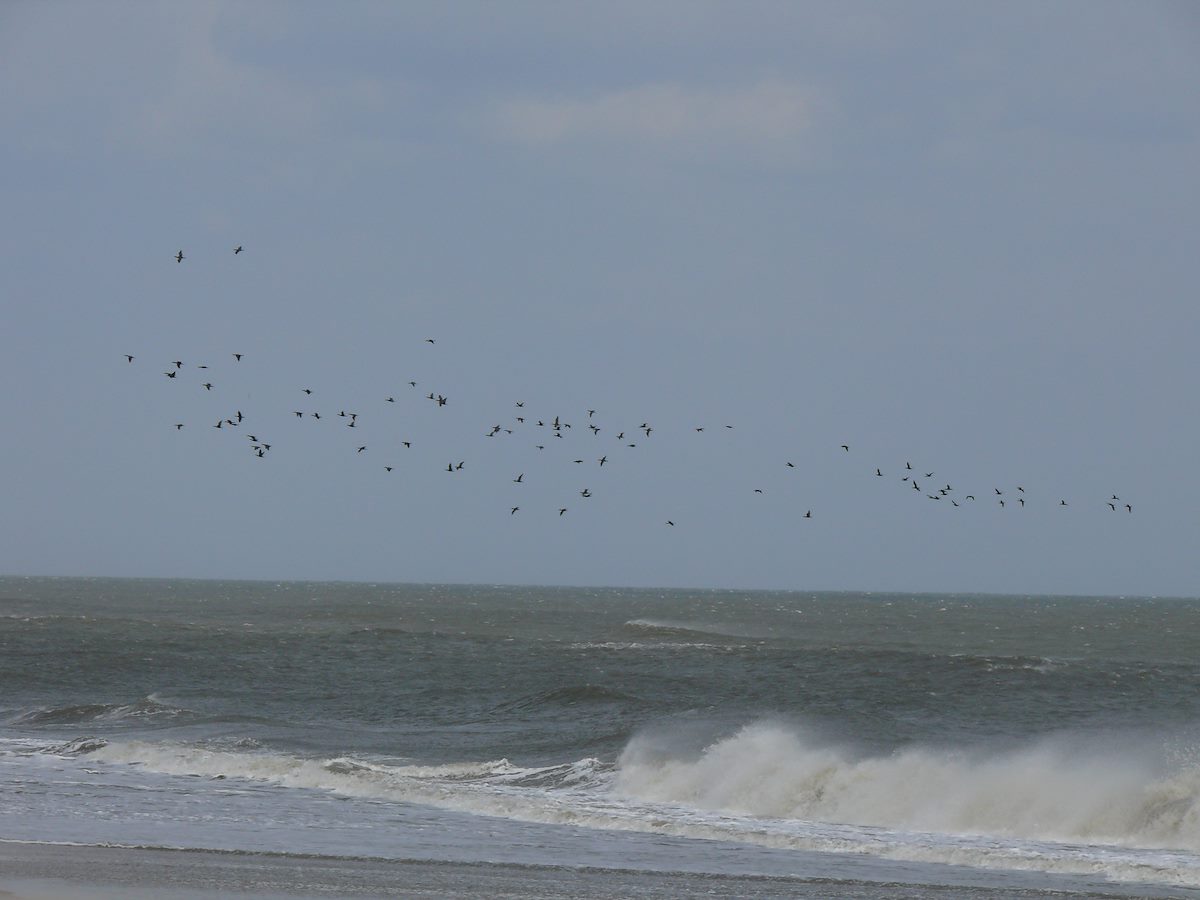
xmin=616 ymin=721 xmax=1200 ymax=851
xmin=10 ymin=695 xmax=195 ymax=727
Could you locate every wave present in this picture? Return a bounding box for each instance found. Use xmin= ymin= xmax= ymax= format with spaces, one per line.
xmin=9 ymin=695 xmax=196 ymax=727
xmin=616 ymin=721 xmax=1200 ymax=853
xmin=71 ymin=728 xmax=1200 ymax=887
xmin=621 ymin=619 xmax=756 ymax=642
xmin=491 ymin=685 xmax=642 ymax=714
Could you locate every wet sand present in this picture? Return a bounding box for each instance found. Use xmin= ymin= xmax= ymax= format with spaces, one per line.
xmin=0 ymin=840 xmax=1088 ymax=900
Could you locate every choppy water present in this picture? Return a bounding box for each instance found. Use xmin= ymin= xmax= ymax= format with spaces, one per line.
xmin=3 ymin=576 xmax=1200 ymax=896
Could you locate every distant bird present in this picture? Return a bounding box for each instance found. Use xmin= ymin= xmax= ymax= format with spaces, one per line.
xmin=875 ymin=468 xmax=882 ymax=477
xmin=559 ymin=508 xmax=567 ymax=516
xmin=425 ymin=338 xmax=435 ymax=344
xmin=804 ymin=510 xmax=812 ymax=518
xmin=175 ymin=250 xmax=184 ymax=263
xmin=402 ymin=442 xmax=411 ymax=448
xmin=1060 ymin=500 xmax=1068 ymax=506
xmin=580 ymin=488 xmax=592 ymax=497
xmin=174 ymin=423 xmax=184 ymax=430
xmin=303 ymin=389 xmax=313 ymax=395
xmin=447 ymin=463 xmax=454 ymax=472
xmin=999 ymin=499 xmax=1006 ymax=507
xmin=236 ymin=411 xmax=243 ymax=422
xmin=456 ymin=461 xmax=464 ymax=470
xmin=924 ymin=472 xmax=934 ymax=479
xmin=164 ymin=371 xmax=177 ymax=379
xmin=233 ymin=353 xmax=242 ymax=361
xmin=233 ymin=245 xmax=243 ymax=254
xmin=1018 ymin=498 xmax=1025 ymax=507
xmin=754 ymin=489 xmax=764 ymax=494
xmin=666 ymin=520 xmax=675 ymax=526
xmin=995 ymin=488 xmax=1003 ymax=495
xmin=513 ymin=473 xmax=524 ymax=483
xmin=841 ymin=445 xmax=849 ymax=452
xmin=1126 ymin=504 xmax=1132 ymax=513
xmin=510 ymin=507 xmax=519 ymax=515
xmin=173 ymin=361 xmax=183 ymax=369
xmin=1017 ymin=486 xmax=1025 ymax=493
xmin=1108 ymin=502 xmax=1117 ymax=511
xmin=965 ymin=495 xmax=975 ymax=501
xmin=906 ymin=462 xmax=912 ymax=470
xmin=385 ymin=466 xmax=393 ymax=472
xmin=357 ymin=446 xmax=366 ymax=453
xmin=125 ymin=355 xmax=134 ymax=363
xmin=598 ymin=455 xmax=607 ymax=466
xmin=786 ymin=462 xmax=795 ymax=468
xmin=386 ymin=397 xmax=395 ymax=403
xmin=202 ymin=382 xmax=213 ymax=390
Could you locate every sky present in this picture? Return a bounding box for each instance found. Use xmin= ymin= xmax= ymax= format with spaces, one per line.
xmin=2 ymin=1 xmax=1198 ymax=596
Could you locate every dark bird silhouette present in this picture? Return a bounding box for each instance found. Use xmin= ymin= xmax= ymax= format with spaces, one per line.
xmin=906 ymin=462 xmax=912 ymax=470
xmin=386 ymin=397 xmax=395 ymax=403
xmin=754 ymin=489 xmax=764 ymax=494
xmin=875 ymin=468 xmax=883 ymax=477
xmin=1108 ymin=502 xmax=1117 ymax=511
xmin=125 ymin=355 xmax=134 ymax=363
xmin=233 ymin=353 xmax=242 ymax=361
xmin=357 ymin=446 xmax=366 ymax=453
xmin=173 ymin=361 xmax=183 ymax=369
xmin=786 ymin=462 xmax=795 ymax=468
xmin=174 ymin=423 xmax=184 ymax=430
xmin=1126 ymin=504 xmax=1132 ymax=513
xmin=402 ymin=442 xmax=411 ymax=448
xmin=1060 ymin=500 xmax=1068 ymax=506
xmin=966 ymin=495 xmax=975 ymax=501
xmin=236 ymin=411 xmax=243 ymax=422
xmin=164 ymin=371 xmax=177 ymax=379
xmin=385 ymin=466 xmax=393 ymax=472
xmin=804 ymin=510 xmax=812 ymax=518
xmin=175 ymin=250 xmax=184 ymax=263
xmin=598 ymin=456 xmax=607 ymax=466
xmin=233 ymin=246 xmax=243 ymax=254
xmin=303 ymin=389 xmax=313 ymax=395
xmin=841 ymin=445 xmax=849 ymax=452
xmin=580 ymin=488 xmax=592 ymax=497
xmin=510 ymin=507 xmax=519 ymax=515
xmin=924 ymin=473 xmax=934 ymax=479
xmin=456 ymin=461 xmax=464 ymax=470
xmin=202 ymin=383 xmax=213 ymax=390
xmin=559 ymin=508 xmax=567 ymax=516
xmin=425 ymin=338 xmax=435 ymax=344
xmin=513 ymin=473 xmax=524 ymax=483
xmin=666 ymin=520 xmax=675 ymax=526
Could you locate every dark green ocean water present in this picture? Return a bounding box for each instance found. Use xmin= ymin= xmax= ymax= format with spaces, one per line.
xmin=3 ymin=576 xmax=1200 ymax=896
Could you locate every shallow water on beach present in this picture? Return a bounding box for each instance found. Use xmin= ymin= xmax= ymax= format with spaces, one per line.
xmin=3 ymin=576 xmax=1200 ymax=897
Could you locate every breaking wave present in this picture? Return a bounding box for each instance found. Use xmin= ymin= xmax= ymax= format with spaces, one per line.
xmin=70 ymin=723 xmax=1200 ymax=887
xmin=616 ymin=720 xmax=1200 ymax=852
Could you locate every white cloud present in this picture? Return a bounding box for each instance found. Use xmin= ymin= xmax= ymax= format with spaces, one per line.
xmin=490 ymin=80 xmax=819 ymax=157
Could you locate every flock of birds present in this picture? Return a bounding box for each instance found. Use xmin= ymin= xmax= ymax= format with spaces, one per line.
xmin=126 ymin=246 xmax=1136 ymax=527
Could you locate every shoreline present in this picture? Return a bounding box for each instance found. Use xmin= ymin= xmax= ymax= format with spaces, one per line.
xmin=0 ymin=840 xmax=1139 ymax=900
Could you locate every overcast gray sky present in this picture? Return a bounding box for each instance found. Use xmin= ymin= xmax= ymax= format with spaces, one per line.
xmin=3 ymin=1 xmax=1198 ymax=595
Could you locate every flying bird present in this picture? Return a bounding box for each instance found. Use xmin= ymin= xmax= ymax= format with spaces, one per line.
xmin=125 ymin=355 xmax=134 ymax=363
xmin=233 ymin=246 xmax=243 ymax=254
xmin=175 ymin=250 xmax=184 ymax=263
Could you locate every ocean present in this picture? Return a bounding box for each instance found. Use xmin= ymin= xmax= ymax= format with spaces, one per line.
xmin=2 ymin=576 xmax=1200 ymax=897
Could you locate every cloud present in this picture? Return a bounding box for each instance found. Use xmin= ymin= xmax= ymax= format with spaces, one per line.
xmin=489 ymin=80 xmax=819 ymax=159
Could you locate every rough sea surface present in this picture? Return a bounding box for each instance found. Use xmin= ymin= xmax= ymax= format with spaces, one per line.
xmin=3 ymin=576 xmax=1200 ymax=897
